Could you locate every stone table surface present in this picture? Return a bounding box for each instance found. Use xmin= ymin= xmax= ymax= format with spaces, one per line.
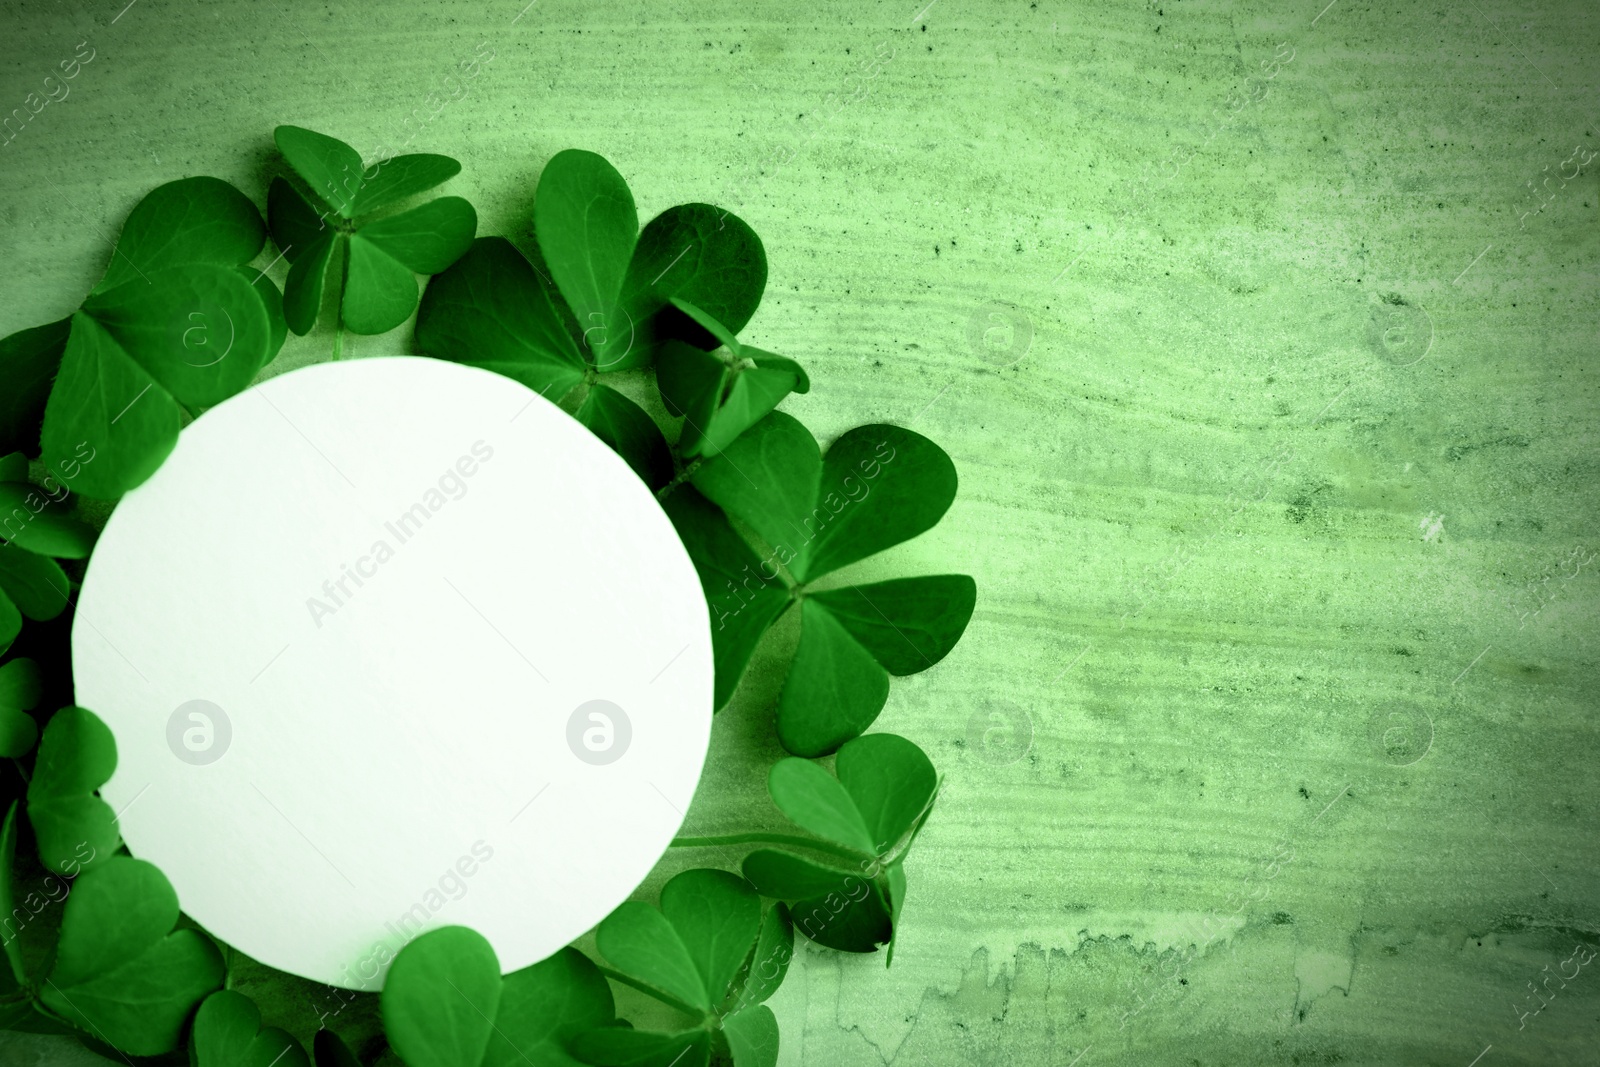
xmin=1 ymin=0 xmax=1596 ymax=1064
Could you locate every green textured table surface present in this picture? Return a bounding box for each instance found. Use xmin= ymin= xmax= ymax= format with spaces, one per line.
xmin=2 ymin=0 xmax=1597 ymax=1064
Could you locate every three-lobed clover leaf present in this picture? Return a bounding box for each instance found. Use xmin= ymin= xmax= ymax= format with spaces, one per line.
xmin=675 ymin=412 xmax=975 ymax=755
xmin=574 ymin=868 xmax=792 ymax=1067
xmin=26 ymin=706 xmax=119 ymax=877
xmin=191 ymin=988 xmax=309 ymax=1067
xmin=381 ymin=925 xmax=616 ymax=1067
xmin=417 ymin=153 xmax=769 ymax=486
xmin=0 ymin=658 xmax=42 ymax=759
xmin=269 ymin=125 xmax=477 ymax=336
xmin=38 ymin=855 xmax=225 ymax=1055
xmin=655 ymin=298 xmax=809 ymax=460
xmin=533 ymin=155 xmax=768 ymax=374
xmin=742 ymin=733 xmax=938 ymax=963
xmin=21 ymin=176 xmax=287 ymax=499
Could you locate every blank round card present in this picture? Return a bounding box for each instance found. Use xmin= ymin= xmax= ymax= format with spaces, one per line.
xmin=73 ymin=356 xmax=714 ymax=991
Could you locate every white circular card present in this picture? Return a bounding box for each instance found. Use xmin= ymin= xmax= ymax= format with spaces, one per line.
xmin=73 ymin=356 xmax=713 ymax=990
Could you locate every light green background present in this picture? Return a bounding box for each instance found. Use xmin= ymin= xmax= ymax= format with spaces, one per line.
xmin=2 ymin=0 xmax=1597 ymax=1064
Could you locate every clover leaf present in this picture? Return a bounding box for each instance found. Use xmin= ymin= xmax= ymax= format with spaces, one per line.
xmin=191 ymin=989 xmax=309 ymax=1067
xmin=382 ymin=926 xmax=615 ymax=1067
xmin=673 ymin=413 xmax=973 ymax=753
xmin=573 ymin=869 xmax=791 ymax=1067
xmin=0 ymin=802 xmax=25 ymax=991
xmin=0 ymin=659 xmax=42 ymax=759
xmin=415 ymin=236 xmax=588 ymax=399
xmin=655 ymin=299 xmax=808 ymax=460
xmin=576 ymin=384 xmax=672 ymax=489
xmin=0 ymin=480 xmax=96 ymax=560
xmin=269 ymin=126 xmax=476 ymax=336
xmin=534 ymin=150 xmax=640 ymax=370
xmin=660 ymin=488 xmax=791 ymax=710
xmin=0 ymin=542 xmax=69 ymax=661
xmin=693 ymin=414 xmax=958 ymax=584
xmin=0 ymin=453 xmax=80 ymax=653
xmin=0 ymin=319 xmax=71 ymax=458
xmin=23 ymin=176 xmax=285 ymax=499
xmin=38 ymin=856 xmax=224 ymax=1055
xmin=627 ymin=206 xmax=764 ymax=342
xmin=529 ymin=152 xmax=768 ymax=373
xmin=742 ymin=733 xmax=937 ymax=963
xmin=26 ymin=706 xmax=119 ymax=877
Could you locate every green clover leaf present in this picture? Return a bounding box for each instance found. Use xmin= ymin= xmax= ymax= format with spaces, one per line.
xmin=576 ymin=384 xmax=672 ymax=489
xmin=720 ymin=1004 xmax=779 ymax=1067
xmin=621 ymin=204 xmax=767 ymax=357
xmin=0 ymin=319 xmax=71 ymax=458
xmin=381 ymin=926 xmax=616 ymax=1067
xmin=534 ymin=150 xmax=640 ymax=370
xmin=26 ymin=706 xmax=119 ymax=877
xmin=692 ymin=414 xmax=958 ymax=584
xmin=0 ymin=481 xmax=96 ymax=560
xmin=655 ymin=299 xmax=808 ymax=460
xmin=38 ymin=856 xmax=224 ymax=1055
xmin=20 ymin=176 xmax=286 ymax=499
xmin=0 ymin=542 xmax=70 ymax=660
xmin=570 ymin=1027 xmax=711 ymax=1067
xmin=269 ymin=126 xmax=476 ymax=336
xmin=576 ymin=869 xmax=792 ymax=1067
xmin=415 ymin=236 xmax=588 ymax=399
xmin=596 ymin=868 xmax=759 ymax=1015
xmin=0 ymin=659 xmax=42 ymax=759
xmin=676 ymin=413 xmax=974 ymax=753
xmin=743 ymin=733 xmax=937 ymax=962
xmin=660 ymin=487 xmax=791 ymax=709
xmin=191 ymin=989 xmax=309 ymax=1067
xmin=532 ymin=153 xmax=768 ymax=373
xmin=0 ymin=802 xmax=26 ymax=993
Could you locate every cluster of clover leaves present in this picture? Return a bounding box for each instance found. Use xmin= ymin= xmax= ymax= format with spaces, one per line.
xmin=0 ymin=126 xmax=976 ymax=1067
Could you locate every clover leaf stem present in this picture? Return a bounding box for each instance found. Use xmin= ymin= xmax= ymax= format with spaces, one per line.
xmin=670 ymin=832 xmax=868 ymax=865
xmin=655 ymin=458 xmax=703 ymax=501
xmin=594 ymin=964 xmax=709 ymax=1022
xmin=331 ymin=248 xmax=349 ymax=361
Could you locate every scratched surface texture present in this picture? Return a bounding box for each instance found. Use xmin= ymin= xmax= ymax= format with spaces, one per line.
xmin=2 ymin=0 xmax=1598 ymax=1064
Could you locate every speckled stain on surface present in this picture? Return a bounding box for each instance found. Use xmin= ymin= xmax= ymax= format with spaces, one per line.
xmin=1 ymin=0 xmax=1596 ymax=1064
